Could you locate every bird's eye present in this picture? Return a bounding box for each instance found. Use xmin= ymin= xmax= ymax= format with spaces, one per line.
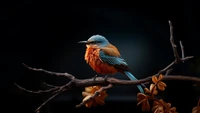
xmin=95 ymin=41 xmax=101 ymax=43
xmin=90 ymin=41 xmax=101 ymax=44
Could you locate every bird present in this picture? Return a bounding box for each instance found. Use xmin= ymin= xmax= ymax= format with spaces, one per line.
xmin=78 ymin=34 xmax=145 ymax=93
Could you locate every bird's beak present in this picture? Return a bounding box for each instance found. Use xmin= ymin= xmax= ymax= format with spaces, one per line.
xmin=78 ymin=41 xmax=88 ymax=44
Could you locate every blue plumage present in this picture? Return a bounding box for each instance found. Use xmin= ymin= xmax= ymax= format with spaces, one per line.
xmin=124 ymin=71 xmax=144 ymax=93
xmin=99 ymin=50 xmax=144 ymax=93
xmin=99 ymin=50 xmax=128 ymax=66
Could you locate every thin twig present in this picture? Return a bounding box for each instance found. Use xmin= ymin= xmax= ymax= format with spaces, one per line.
xmin=35 ymin=92 xmax=62 ymax=113
xmin=22 ymin=63 xmax=75 ymax=80
xmin=14 ymin=83 xmax=59 ymax=94
xmin=35 ymin=81 xmax=74 ymax=113
xmin=169 ymin=20 xmax=180 ymax=62
xmin=179 ymin=41 xmax=185 ymax=62
xmin=43 ymin=82 xmax=60 ymax=88
xmin=158 ymin=62 xmax=175 ymax=74
xmin=76 ymin=84 xmax=113 ymax=108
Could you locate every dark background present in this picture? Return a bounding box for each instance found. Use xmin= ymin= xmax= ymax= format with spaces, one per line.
xmin=1 ymin=1 xmax=200 ymax=113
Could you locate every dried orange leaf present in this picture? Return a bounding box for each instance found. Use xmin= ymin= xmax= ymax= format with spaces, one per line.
xmin=192 ymin=106 xmax=200 ymax=113
xmin=150 ymin=84 xmax=156 ymax=91
xmin=150 ymin=84 xmax=154 ymax=91
xmin=166 ymin=102 xmax=172 ymax=108
xmin=83 ymin=95 xmax=92 ymax=102
xmin=85 ymin=100 xmax=93 ymax=108
xmin=95 ymin=96 xmax=105 ymax=105
xmin=152 ymin=105 xmax=164 ymax=113
xmin=152 ymin=76 xmax=158 ymax=83
xmin=153 ymin=100 xmax=160 ymax=106
xmin=92 ymin=101 xmax=97 ymax=107
xmin=83 ymin=95 xmax=93 ymax=108
xmin=92 ymin=86 xmax=100 ymax=91
xmin=82 ymin=92 xmax=91 ymax=97
xmin=137 ymin=99 xmax=146 ymax=106
xmin=157 ymin=82 xmax=167 ymax=91
xmin=152 ymin=101 xmax=164 ymax=112
xmin=160 ymin=81 xmax=167 ymax=87
xmin=99 ymin=91 xmax=108 ymax=98
xmin=141 ymin=99 xmax=150 ymax=111
xmin=144 ymin=88 xmax=151 ymax=94
xmin=82 ymin=86 xmax=107 ymax=108
xmin=152 ymin=105 xmax=158 ymax=111
xmin=167 ymin=107 xmax=178 ymax=113
xmin=85 ymin=87 xmax=92 ymax=93
xmin=158 ymin=99 xmax=164 ymax=103
xmin=137 ymin=93 xmax=147 ymax=102
xmin=152 ymin=89 xmax=158 ymax=95
xmin=170 ymin=107 xmax=177 ymax=111
xmin=158 ymin=74 xmax=163 ymax=80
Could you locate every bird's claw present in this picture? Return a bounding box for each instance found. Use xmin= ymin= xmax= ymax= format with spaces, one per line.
xmin=93 ymin=75 xmax=98 ymax=81
xmin=104 ymin=75 xmax=108 ymax=82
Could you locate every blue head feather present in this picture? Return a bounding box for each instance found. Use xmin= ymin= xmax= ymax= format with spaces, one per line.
xmin=87 ymin=35 xmax=110 ymax=47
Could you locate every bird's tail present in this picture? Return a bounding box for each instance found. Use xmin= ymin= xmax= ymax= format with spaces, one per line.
xmin=124 ymin=71 xmax=145 ymax=93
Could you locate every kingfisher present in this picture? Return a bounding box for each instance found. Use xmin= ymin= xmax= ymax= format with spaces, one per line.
xmin=78 ymin=35 xmax=145 ymax=93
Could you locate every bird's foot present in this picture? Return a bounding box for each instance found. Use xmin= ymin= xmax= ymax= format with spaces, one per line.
xmin=93 ymin=75 xmax=98 ymax=81
xmin=104 ymin=75 xmax=108 ymax=82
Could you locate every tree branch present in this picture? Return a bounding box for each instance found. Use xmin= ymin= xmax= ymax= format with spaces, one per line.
xmin=15 ymin=20 xmax=196 ymax=112
xmin=15 ymin=69 xmax=200 ymax=111
xmin=157 ymin=20 xmax=193 ymax=75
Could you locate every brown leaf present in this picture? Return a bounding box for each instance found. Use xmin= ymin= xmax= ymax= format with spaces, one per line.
xmin=150 ymin=84 xmax=158 ymax=95
xmin=165 ymin=102 xmax=172 ymax=108
xmin=83 ymin=95 xmax=93 ymax=108
xmin=137 ymin=93 xmax=150 ymax=112
xmin=144 ymin=84 xmax=158 ymax=96
xmin=95 ymin=96 xmax=105 ymax=105
xmin=152 ymin=76 xmax=158 ymax=84
xmin=158 ymin=74 xmax=163 ymax=80
xmin=144 ymin=88 xmax=151 ymax=94
xmin=152 ymin=100 xmax=164 ymax=113
xmin=157 ymin=81 xmax=167 ymax=91
xmin=167 ymin=107 xmax=178 ymax=113
xmin=82 ymin=86 xmax=108 ymax=108
xmin=152 ymin=99 xmax=178 ymax=113
xmin=82 ymin=92 xmax=91 ymax=97
xmin=137 ymin=93 xmax=147 ymax=103
xmin=85 ymin=86 xmax=92 ymax=93
xmin=170 ymin=107 xmax=177 ymax=111
xmin=153 ymin=105 xmax=164 ymax=113
xmin=192 ymin=106 xmax=200 ymax=113
xmin=141 ymin=99 xmax=150 ymax=111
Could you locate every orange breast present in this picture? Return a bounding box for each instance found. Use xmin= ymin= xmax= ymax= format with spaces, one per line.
xmin=84 ymin=47 xmax=118 ymax=75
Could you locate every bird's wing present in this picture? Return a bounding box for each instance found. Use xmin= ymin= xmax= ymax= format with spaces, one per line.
xmin=99 ymin=47 xmax=130 ymax=71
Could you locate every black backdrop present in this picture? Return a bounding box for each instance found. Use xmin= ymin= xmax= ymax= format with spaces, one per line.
xmin=1 ymin=1 xmax=200 ymax=113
